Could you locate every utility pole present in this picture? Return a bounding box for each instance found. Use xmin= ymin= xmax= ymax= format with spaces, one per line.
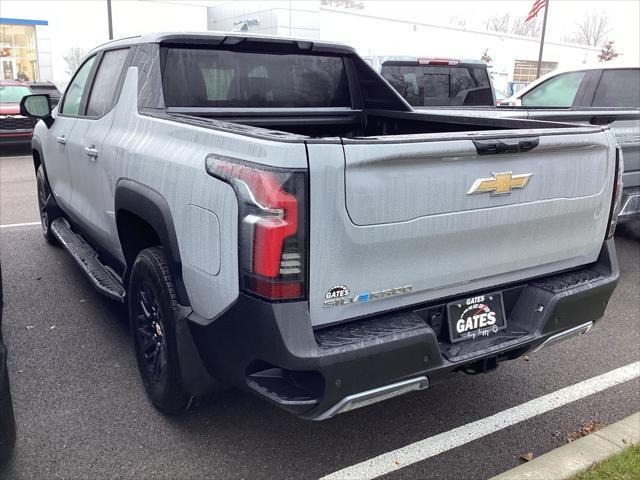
xmin=107 ymin=0 xmax=113 ymax=40
xmin=535 ymin=0 xmax=549 ymax=79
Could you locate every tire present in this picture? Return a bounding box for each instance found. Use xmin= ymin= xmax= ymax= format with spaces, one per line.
xmin=128 ymin=247 xmax=192 ymax=414
xmin=36 ymin=165 xmax=58 ymax=245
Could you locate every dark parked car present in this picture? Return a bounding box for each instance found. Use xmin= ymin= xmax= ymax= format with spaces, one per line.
xmin=364 ymin=56 xmax=495 ymax=107
xmin=0 ymin=80 xmax=61 ymax=145
xmin=0 ymin=263 xmax=16 ymax=464
xmin=24 ymin=81 xmax=62 ymax=107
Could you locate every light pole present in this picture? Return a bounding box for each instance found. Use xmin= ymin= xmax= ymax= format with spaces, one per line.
xmin=107 ymin=0 xmax=113 ymax=40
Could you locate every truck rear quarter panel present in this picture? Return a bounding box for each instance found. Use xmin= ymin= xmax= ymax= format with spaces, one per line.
xmin=107 ymin=67 xmax=307 ymax=320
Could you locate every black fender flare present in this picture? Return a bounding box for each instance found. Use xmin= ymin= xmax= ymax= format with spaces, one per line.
xmin=114 ymin=179 xmax=190 ymax=307
xmin=31 ymin=136 xmax=45 ymax=175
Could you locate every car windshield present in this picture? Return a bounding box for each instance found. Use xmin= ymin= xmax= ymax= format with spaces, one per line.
xmin=380 ymin=63 xmax=493 ymax=106
xmin=0 ymin=85 xmax=32 ymax=103
xmin=494 ymin=89 xmax=507 ymax=100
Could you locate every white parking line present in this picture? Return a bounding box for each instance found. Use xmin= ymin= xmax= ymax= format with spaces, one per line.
xmin=0 ymin=221 xmax=41 ymax=229
xmin=320 ymin=361 xmax=640 ymax=480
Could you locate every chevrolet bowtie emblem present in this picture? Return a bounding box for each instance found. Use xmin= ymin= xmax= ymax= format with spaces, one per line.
xmin=467 ymin=172 xmax=533 ymax=196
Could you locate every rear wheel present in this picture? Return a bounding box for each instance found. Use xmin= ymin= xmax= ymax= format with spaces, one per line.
xmin=129 ymin=247 xmax=192 ymax=414
xmin=36 ymin=165 xmax=58 ymax=245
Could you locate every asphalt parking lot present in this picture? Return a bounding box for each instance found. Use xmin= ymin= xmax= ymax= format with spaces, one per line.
xmin=1 ymin=150 xmax=639 ymax=479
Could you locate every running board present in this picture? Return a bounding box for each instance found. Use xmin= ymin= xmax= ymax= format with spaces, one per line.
xmin=50 ymin=218 xmax=126 ymax=302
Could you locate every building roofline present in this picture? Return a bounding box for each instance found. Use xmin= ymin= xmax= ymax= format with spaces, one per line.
xmin=0 ymin=17 xmax=48 ymax=26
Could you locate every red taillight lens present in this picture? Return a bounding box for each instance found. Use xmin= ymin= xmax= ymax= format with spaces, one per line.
xmin=606 ymin=147 xmax=624 ymax=240
xmin=206 ymin=154 xmax=307 ymax=300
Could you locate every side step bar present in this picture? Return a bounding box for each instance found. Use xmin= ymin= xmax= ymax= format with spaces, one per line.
xmin=50 ymin=218 xmax=126 ymax=302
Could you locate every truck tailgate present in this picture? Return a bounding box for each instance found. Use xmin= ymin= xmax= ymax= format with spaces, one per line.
xmin=307 ymin=127 xmax=617 ymax=327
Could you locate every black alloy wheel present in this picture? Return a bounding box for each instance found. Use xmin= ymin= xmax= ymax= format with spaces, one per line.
xmin=128 ymin=247 xmax=191 ymax=413
xmin=36 ymin=165 xmax=58 ymax=245
xmin=133 ymin=281 xmax=168 ymax=384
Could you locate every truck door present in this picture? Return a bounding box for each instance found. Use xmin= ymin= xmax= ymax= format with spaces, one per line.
xmin=65 ymin=48 xmax=129 ymax=251
xmin=44 ymin=55 xmax=97 ymax=209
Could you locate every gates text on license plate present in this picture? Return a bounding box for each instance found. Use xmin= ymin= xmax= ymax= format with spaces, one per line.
xmin=448 ymin=292 xmax=506 ymax=343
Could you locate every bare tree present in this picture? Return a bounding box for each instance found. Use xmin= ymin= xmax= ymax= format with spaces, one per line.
xmin=565 ymin=11 xmax=611 ymax=46
xmin=598 ymin=40 xmax=619 ymax=62
xmin=481 ymin=49 xmax=494 ymax=79
xmin=484 ymin=14 xmax=541 ymax=38
xmin=448 ymin=15 xmax=467 ymax=29
xmin=485 ymin=13 xmax=511 ymax=33
xmin=510 ymin=17 xmax=541 ymax=38
xmin=63 ymin=47 xmax=87 ymax=76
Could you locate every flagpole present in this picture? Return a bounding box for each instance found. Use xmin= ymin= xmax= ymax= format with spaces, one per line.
xmin=535 ymin=0 xmax=549 ymax=79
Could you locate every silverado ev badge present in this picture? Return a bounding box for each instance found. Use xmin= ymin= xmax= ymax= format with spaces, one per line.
xmin=467 ymin=172 xmax=532 ymax=196
xmin=323 ymin=285 xmax=413 ymax=307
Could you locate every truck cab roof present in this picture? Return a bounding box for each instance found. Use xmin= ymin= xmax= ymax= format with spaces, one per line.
xmin=88 ymin=31 xmax=357 ymax=56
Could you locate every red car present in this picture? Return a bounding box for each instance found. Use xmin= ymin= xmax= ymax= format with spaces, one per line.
xmin=0 ymin=80 xmax=60 ymax=145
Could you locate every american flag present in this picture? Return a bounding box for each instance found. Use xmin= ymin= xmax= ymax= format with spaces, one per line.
xmin=526 ymin=0 xmax=547 ymax=22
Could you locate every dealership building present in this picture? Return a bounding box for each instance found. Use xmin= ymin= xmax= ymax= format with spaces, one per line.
xmin=0 ymin=17 xmax=52 ymax=82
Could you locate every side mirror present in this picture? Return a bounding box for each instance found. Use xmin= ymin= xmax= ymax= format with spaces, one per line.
xmin=19 ymin=94 xmax=54 ymax=128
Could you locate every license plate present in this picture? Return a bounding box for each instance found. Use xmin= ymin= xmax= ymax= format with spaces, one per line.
xmin=448 ymin=292 xmax=506 ymax=343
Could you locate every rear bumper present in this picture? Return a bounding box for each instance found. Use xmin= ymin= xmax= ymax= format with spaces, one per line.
xmin=180 ymin=240 xmax=619 ymax=420
xmin=618 ymin=187 xmax=640 ymax=223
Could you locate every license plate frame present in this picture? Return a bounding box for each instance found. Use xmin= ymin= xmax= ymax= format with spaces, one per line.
xmin=447 ymin=292 xmax=507 ymax=343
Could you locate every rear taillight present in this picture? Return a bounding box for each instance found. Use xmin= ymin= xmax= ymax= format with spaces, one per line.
xmin=206 ymin=154 xmax=307 ymax=300
xmin=606 ymin=147 xmax=624 ymax=239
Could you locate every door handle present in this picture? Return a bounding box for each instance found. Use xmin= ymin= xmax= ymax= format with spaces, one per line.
xmin=84 ymin=144 xmax=98 ymax=159
xmin=56 ymin=135 xmax=66 ymax=145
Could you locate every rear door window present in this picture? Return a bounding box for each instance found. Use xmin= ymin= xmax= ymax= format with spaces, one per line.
xmin=162 ymin=48 xmax=350 ymax=108
xmin=521 ymin=71 xmax=586 ymax=107
xmin=86 ymin=48 xmax=129 ymax=117
xmin=380 ymin=64 xmax=493 ymax=106
xmin=592 ymin=69 xmax=640 ymax=108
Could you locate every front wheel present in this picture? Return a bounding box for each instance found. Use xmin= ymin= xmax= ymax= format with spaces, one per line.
xmin=36 ymin=165 xmax=58 ymax=245
xmin=128 ymin=247 xmax=192 ymax=414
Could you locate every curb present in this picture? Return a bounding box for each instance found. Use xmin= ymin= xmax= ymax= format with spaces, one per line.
xmin=490 ymin=412 xmax=640 ymax=480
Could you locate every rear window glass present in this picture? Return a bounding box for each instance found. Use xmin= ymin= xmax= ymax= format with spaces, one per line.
xmin=592 ymin=69 xmax=640 ymax=108
xmin=162 ymin=48 xmax=350 ymax=108
xmin=380 ymin=64 xmax=493 ymax=106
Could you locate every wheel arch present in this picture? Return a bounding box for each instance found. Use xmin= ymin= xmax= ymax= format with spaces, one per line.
xmin=31 ymin=137 xmax=44 ymax=175
xmin=115 ymin=179 xmax=190 ymax=307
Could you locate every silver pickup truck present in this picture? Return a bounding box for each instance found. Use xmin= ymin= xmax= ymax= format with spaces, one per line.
xmin=377 ymin=60 xmax=639 ymax=223
xmin=20 ymin=33 xmax=621 ymax=420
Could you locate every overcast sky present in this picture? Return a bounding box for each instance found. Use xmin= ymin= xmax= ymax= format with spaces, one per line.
xmin=361 ymin=0 xmax=639 ymax=60
xmin=157 ymin=0 xmax=640 ymax=61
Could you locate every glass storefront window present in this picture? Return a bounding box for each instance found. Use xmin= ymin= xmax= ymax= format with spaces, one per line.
xmin=0 ymin=24 xmax=39 ymax=81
